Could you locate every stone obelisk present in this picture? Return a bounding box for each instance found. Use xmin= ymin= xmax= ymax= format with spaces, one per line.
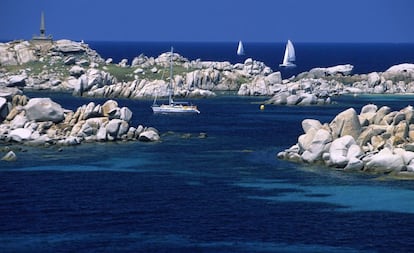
xmin=39 ymin=11 xmax=46 ymax=38
xmin=32 ymin=11 xmax=52 ymax=42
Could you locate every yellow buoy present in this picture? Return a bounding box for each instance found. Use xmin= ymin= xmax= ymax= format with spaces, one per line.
xmin=260 ymin=104 xmax=265 ymax=110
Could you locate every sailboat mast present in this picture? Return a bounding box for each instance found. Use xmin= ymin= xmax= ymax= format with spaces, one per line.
xmin=169 ymin=47 xmax=173 ymax=105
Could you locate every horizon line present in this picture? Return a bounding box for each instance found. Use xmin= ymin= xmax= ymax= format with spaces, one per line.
xmin=1 ymin=38 xmax=414 ymax=44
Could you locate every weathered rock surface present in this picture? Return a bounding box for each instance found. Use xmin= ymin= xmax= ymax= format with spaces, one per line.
xmin=309 ymin=64 xmax=354 ymax=78
xmin=277 ymin=104 xmax=414 ymax=176
xmin=1 ymin=150 xmax=17 ymax=161
xmin=0 ymin=95 xmax=160 ymax=148
xmin=138 ymin=128 xmax=161 ymax=142
xmin=25 ymin=98 xmax=65 ymax=123
xmin=2 ymin=39 xmax=414 ymax=107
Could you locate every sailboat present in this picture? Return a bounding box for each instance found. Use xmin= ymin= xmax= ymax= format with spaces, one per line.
xmin=279 ymin=39 xmax=296 ymax=68
xmin=237 ymin=40 xmax=245 ymax=56
xmin=151 ymin=47 xmax=200 ymax=114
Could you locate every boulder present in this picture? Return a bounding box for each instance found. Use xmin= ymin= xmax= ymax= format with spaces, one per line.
xmin=118 ymin=120 xmax=129 ymax=137
xmin=138 ymin=129 xmax=160 ymax=142
xmin=359 ymin=104 xmax=378 ymax=125
xmin=96 ymin=126 xmax=107 ymax=141
xmin=0 ymin=87 xmax=23 ymax=100
xmin=301 ymin=128 xmax=332 ymax=163
xmin=392 ymin=111 xmax=406 ymax=126
xmin=69 ymin=65 xmax=85 ymax=77
xmin=360 ymin=104 xmax=378 ymax=114
xmin=119 ymin=59 xmax=128 ymax=67
xmin=10 ymin=114 xmax=27 ymax=129
xmin=347 ymin=144 xmax=363 ymax=159
xmin=1 ymin=151 xmax=17 ymax=161
xmin=14 ymin=41 xmax=36 ymax=64
xmin=373 ymin=84 xmax=385 ymax=94
xmin=330 ymin=108 xmax=361 ymax=140
xmin=403 ymin=105 xmax=414 ymax=124
xmin=63 ymin=56 xmax=76 ymax=65
xmin=102 ymin=100 xmax=118 ymax=116
xmin=24 ymin=98 xmax=65 ymax=123
xmin=188 ymin=88 xmax=216 ymax=98
xmin=367 ymin=72 xmax=381 ymax=87
xmin=297 ymin=93 xmax=317 ymax=105
xmin=0 ymin=97 xmax=7 ymax=120
xmin=265 ymin=72 xmax=282 ymax=84
xmin=83 ymin=68 xmax=113 ymax=90
xmin=364 ymin=148 xmax=405 ymax=173
xmin=298 ymin=128 xmax=317 ymax=152
xmin=394 ymin=148 xmax=414 ymax=165
xmin=9 ymin=128 xmax=32 ymax=142
xmin=374 ymin=106 xmax=391 ymax=125
xmin=82 ymin=102 xmax=98 ymax=120
xmin=26 ymin=134 xmax=51 ymax=146
xmin=108 ymin=107 xmax=121 ymax=119
xmin=328 ymin=135 xmax=356 ymax=168
xmin=54 ymin=40 xmax=85 ymax=53
xmin=344 ymin=157 xmax=364 ymax=171
xmin=309 ymin=64 xmax=353 ymax=77
xmin=105 ymin=119 xmax=129 ymax=139
xmin=80 ymin=117 xmax=108 ymax=136
xmin=286 ymin=94 xmax=300 ymax=105
xmin=393 ymin=121 xmax=409 ymax=142
xmin=385 ymin=63 xmax=414 ymax=73
xmin=120 ymin=107 xmax=133 ymax=122
xmin=7 ymin=74 xmax=27 ymax=87
xmin=266 ymin=92 xmax=288 ymax=105
xmin=326 ymin=64 xmax=354 ymax=76
xmin=0 ymin=43 xmax=18 ymax=65
xmin=302 ymin=119 xmax=322 ymax=134
xmin=57 ymin=136 xmax=82 ymax=146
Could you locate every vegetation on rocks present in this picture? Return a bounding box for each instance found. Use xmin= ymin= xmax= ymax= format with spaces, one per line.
xmin=1 ymin=39 xmax=414 ymax=104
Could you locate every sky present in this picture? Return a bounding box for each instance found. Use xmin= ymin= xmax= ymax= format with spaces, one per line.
xmin=1 ymin=0 xmax=413 ymax=43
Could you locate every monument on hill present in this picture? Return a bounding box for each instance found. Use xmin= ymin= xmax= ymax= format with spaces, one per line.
xmin=32 ymin=11 xmax=53 ymax=42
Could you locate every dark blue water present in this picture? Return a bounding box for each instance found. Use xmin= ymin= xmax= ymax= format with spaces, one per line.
xmin=87 ymin=41 xmax=414 ymax=78
xmin=2 ymin=92 xmax=414 ymax=252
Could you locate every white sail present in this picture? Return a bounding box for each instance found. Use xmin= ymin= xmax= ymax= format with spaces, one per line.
xmin=280 ymin=39 xmax=296 ymax=67
xmin=237 ymin=40 xmax=245 ymax=56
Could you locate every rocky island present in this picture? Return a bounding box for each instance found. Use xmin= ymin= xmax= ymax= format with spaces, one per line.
xmin=1 ymin=39 xmax=414 ymax=107
xmin=278 ymin=104 xmax=414 ymax=177
xmin=0 ymin=88 xmax=160 ymax=161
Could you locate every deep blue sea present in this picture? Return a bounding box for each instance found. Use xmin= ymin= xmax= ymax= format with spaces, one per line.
xmin=2 ymin=43 xmax=414 ymax=252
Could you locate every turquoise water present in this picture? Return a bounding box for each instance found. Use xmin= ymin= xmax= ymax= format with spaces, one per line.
xmin=1 ymin=93 xmax=414 ymax=252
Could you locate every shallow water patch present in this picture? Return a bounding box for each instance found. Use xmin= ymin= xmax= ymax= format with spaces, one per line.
xmin=237 ymin=180 xmax=414 ymax=214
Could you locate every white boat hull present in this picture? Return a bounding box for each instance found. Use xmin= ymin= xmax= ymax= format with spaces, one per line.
xmin=151 ymin=47 xmax=201 ymax=115
xmin=152 ymin=104 xmax=200 ymax=114
xmin=279 ymin=62 xmax=296 ymax=68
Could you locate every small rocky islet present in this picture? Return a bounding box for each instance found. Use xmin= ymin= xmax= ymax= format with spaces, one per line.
xmin=0 ymin=88 xmax=160 ymax=161
xmin=2 ymin=39 xmax=414 ymax=178
xmin=277 ymin=103 xmax=414 ymax=178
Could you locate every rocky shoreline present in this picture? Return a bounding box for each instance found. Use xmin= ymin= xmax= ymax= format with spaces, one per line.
xmin=2 ymin=39 xmax=414 ymax=177
xmin=278 ymin=104 xmax=414 ymax=177
xmin=0 ymin=89 xmax=160 ymax=161
xmin=1 ymin=40 xmax=414 ymax=106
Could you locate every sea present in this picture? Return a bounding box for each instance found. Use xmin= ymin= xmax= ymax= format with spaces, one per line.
xmin=2 ymin=42 xmax=414 ymax=253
